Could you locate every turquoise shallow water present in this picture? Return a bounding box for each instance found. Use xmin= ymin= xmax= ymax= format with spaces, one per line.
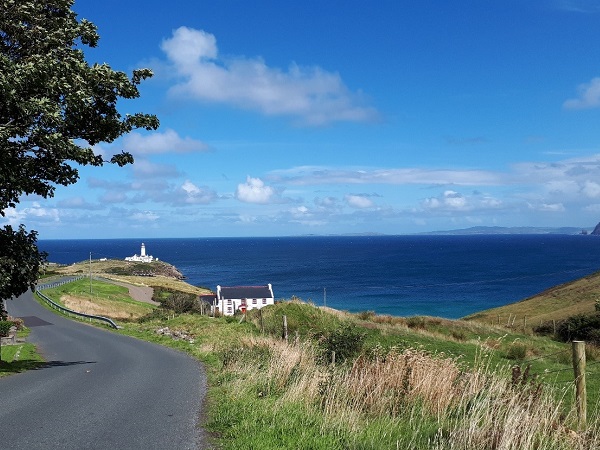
xmin=38 ymin=234 xmax=600 ymax=319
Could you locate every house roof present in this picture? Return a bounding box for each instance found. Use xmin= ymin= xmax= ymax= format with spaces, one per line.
xmin=219 ymin=285 xmax=273 ymax=300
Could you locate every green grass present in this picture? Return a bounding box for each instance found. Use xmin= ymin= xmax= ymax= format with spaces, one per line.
xmin=40 ymin=278 xmax=155 ymax=319
xmin=0 ymin=328 xmax=44 ymax=376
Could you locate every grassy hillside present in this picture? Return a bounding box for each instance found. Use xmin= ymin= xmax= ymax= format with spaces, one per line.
xmin=31 ymin=268 xmax=600 ymax=448
xmin=120 ymin=300 xmax=599 ymax=449
xmin=47 ymin=259 xmax=211 ymax=296
xmin=464 ymin=270 xmax=600 ymax=328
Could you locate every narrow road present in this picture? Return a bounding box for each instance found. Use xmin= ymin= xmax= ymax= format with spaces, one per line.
xmin=0 ymin=290 xmax=209 ymax=449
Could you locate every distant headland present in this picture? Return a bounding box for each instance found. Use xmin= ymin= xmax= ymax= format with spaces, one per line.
xmin=417 ymin=226 xmax=590 ymax=235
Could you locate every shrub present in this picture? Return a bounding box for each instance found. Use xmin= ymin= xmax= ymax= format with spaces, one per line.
xmin=356 ymin=310 xmax=376 ymax=321
xmin=451 ymin=329 xmax=467 ymax=341
xmin=406 ymin=316 xmax=427 ymax=330
xmin=161 ymin=292 xmax=200 ymax=314
xmin=506 ymin=341 xmax=528 ymax=360
xmin=0 ymin=321 xmax=13 ymax=337
xmin=556 ymin=313 xmax=600 ymax=345
xmin=533 ymin=321 xmax=557 ymax=336
xmin=8 ymin=317 xmax=24 ymax=331
xmin=317 ymin=322 xmax=366 ymax=364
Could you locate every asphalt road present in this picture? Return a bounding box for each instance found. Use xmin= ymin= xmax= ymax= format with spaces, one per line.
xmin=1 ymin=290 xmax=209 ymax=449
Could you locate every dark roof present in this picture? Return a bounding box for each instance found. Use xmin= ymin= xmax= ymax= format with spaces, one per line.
xmin=220 ymin=285 xmax=272 ymax=300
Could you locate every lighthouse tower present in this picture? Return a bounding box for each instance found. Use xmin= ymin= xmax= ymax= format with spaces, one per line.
xmin=125 ymin=243 xmax=154 ymax=262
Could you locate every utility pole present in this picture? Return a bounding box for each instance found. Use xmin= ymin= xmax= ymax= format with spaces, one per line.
xmin=89 ymin=252 xmax=92 ymax=294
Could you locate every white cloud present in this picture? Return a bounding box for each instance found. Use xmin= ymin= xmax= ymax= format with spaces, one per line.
xmin=345 ymin=194 xmax=374 ymax=209
xmin=269 ymin=166 xmax=504 ymax=186
xmin=582 ymin=180 xmax=600 ymax=198
xmin=132 ymin=159 xmax=181 ymax=178
xmin=423 ymin=191 xmax=468 ymax=211
xmin=130 ymin=211 xmax=160 ymax=221
xmin=57 ymin=197 xmax=101 ymax=210
xmin=123 ymin=129 xmax=209 ymax=155
xmin=236 ymin=176 xmax=275 ymax=204
xmin=1 ymin=204 xmax=60 ymax=226
xmin=180 ymin=180 xmax=217 ymax=204
xmin=563 ymin=77 xmax=600 ymax=109
xmin=100 ymin=191 xmax=128 ymax=204
xmin=529 ymin=202 xmax=565 ymax=212
xmin=421 ymin=190 xmax=502 ymax=212
xmin=160 ymin=27 xmax=378 ymax=126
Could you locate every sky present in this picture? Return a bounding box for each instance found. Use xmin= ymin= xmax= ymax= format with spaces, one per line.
xmin=4 ymin=0 xmax=600 ymax=239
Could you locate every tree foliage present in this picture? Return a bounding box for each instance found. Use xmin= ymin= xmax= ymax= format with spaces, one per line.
xmin=0 ymin=225 xmax=44 ymax=318
xmin=0 ymin=0 xmax=159 ymax=302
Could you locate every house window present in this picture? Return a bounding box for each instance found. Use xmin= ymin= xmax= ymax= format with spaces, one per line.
xmin=227 ymin=299 xmax=232 ymax=305
xmin=252 ymin=298 xmax=257 ymax=304
xmin=227 ymin=307 xmax=232 ymax=313
xmin=262 ymin=298 xmax=267 ymax=304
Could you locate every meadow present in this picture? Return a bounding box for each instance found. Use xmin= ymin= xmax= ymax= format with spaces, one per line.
xmin=18 ymin=260 xmax=600 ymax=448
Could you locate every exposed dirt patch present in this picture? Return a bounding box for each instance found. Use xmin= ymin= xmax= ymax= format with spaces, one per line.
xmin=104 ymin=280 xmax=158 ymax=305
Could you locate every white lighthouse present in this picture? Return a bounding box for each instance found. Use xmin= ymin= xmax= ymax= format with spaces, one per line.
xmin=125 ymin=243 xmax=154 ymax=263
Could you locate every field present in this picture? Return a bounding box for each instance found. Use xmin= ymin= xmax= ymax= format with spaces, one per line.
xmin=28 ymin=263 xmax=600 ymax=448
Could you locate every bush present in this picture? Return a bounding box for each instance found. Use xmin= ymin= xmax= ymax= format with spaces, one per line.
xmin=357 ymin=310 xmax=376 ymax=321
xmin=533 ymin=321 xmax=557 ymax=336
xmin=161 ymin=292 xmax=201 ymax=314
xmin=556 ymin=313 xmax=600 ymax=345
xmin=406 ymin=316 xmax=427 ymax=330
xmin=506 ymin=341 xmax=528 ymax=360
xmin=8 ymin=317 xmax=23 ymax=331
xmin=317 ymin=322 xmax=366 ymax=364
xmin=0 ymin=321 xmax=13 ymax=337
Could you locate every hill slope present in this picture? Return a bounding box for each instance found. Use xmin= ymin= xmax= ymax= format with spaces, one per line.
xmin=48 ymin=259 xmax=211 ymax=296
xmin=464 ymin=270 xmax=600 ymax=326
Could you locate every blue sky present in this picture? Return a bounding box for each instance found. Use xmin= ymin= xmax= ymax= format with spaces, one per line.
xmin=5 ymin=0 xmax=600 ymax=238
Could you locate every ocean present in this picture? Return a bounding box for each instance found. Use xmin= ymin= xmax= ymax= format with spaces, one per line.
xmin=37 ymin=235 xmax=600 ymax=319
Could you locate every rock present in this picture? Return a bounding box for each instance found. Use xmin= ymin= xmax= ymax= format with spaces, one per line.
xmin=592 ymin=222 xmax=600 ymax=235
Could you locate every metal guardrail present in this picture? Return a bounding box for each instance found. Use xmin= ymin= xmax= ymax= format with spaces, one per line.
xmin=36 ymin=277 xmax=119 ymax=329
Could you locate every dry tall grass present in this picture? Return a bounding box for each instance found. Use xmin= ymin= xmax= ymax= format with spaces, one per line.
xmin=219 ymin=336 xmax=599 ymax=449
xmin=62 ymin=295 xmax=150 ymax=319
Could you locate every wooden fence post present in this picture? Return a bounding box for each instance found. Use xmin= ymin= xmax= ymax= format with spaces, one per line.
xmin=572 ymin=340 xmax=587 ymax=430
xmin=282 ymin=315 xmax=288 ymax=343
xmin=260 ymin=309 xmax=264 ymax=334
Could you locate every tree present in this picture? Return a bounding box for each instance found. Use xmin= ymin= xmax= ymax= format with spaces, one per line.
xmin=0 ymin=0 xmax=159 ymax=309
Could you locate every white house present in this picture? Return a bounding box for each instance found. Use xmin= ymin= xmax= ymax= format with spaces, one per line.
xmin=125 ymin=243 xmax=155 ymax=263
xmin=215 ymin=284 xmax=274 ymax=316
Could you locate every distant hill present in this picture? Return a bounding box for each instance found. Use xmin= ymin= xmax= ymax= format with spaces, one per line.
xmin=418 ymin=226 xmax=588 ymax=235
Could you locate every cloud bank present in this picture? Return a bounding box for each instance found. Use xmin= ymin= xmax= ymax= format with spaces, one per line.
xmin=160 ymin=27 xmax=378 ymax=125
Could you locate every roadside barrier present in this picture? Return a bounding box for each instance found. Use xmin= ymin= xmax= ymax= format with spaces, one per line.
xmin=36 ymin=277 xmax=118 ymax=329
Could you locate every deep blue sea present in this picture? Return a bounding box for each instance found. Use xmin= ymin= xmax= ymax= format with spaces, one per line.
xmin=37 ymin=235 xmax=600 ymax=319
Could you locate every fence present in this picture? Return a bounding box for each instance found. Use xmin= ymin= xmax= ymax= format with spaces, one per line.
xmin=36 ymin=277 xmax=118 ymax=329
